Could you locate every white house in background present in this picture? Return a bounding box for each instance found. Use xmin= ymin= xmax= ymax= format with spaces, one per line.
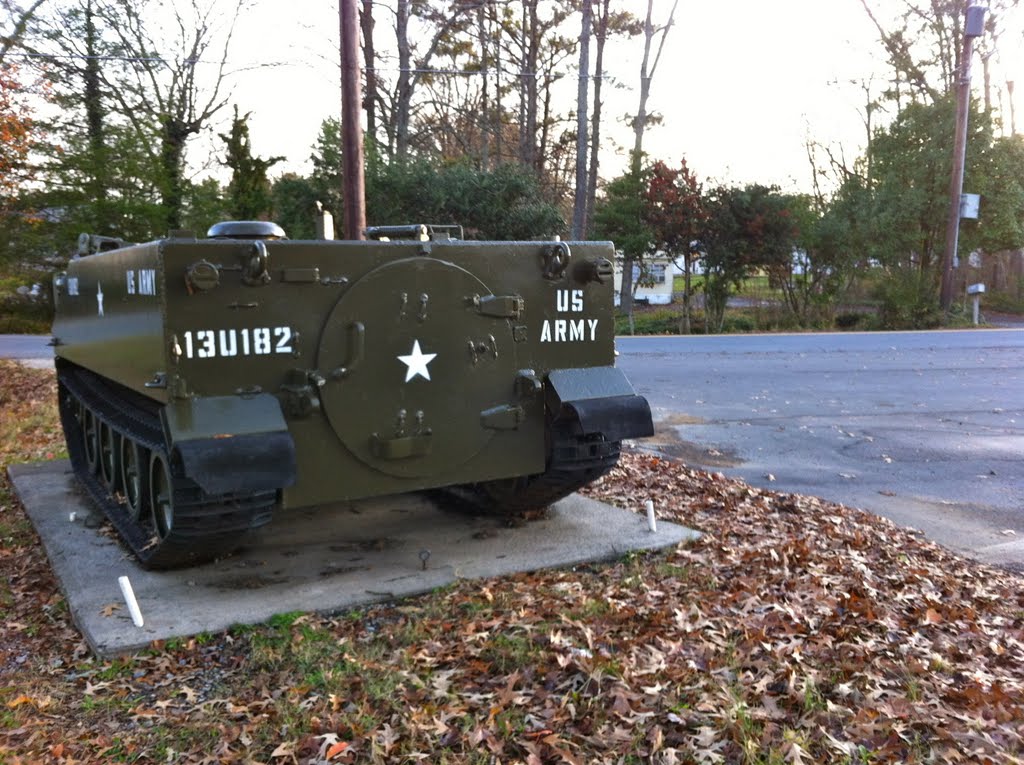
xmin=612 ymin=255 xmax=678 ymax=306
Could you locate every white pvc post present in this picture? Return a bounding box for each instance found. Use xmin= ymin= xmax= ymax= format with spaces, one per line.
xmin=117 ymin=576 xmax=145 ymax=627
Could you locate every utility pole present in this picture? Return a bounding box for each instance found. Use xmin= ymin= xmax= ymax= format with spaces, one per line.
xmin=340 ymin=0 xmax=366 ymax=240
xmin=940 ymin=3 xmax=986 ymax=311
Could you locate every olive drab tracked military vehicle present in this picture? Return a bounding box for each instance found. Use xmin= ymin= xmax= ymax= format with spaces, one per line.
xmin=51 ymin=222 xmax=654 ymax=569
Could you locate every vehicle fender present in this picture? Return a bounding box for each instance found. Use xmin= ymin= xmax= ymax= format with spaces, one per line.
xmin=161 ymin=394 xmax=297 ymax=495
xmin=547 ymin=367 xmax=654 ymax=442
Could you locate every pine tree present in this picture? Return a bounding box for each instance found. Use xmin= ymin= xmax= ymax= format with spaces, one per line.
xmin=220 ymin=106 xmax=283 ymax=221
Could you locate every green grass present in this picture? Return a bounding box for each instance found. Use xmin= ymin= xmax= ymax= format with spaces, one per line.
xmin=646 ymin=271 xmax=1024 ymax=335
xmin=145 ymin=725 xmax=223 ymax=762
xmin=94 ymin=658 xmax=134 ymax=681
xmin=614 ymin=306 xmax=787 ymax=335
xmin=801 ymin=676 xmax=827 ymax=713
xmin=267 ymin=610 xmax=305 ymax=629
xmin=671 ymin=273 xmax=779 ymax=299
xmin=983 ymin=284 xmax=1024 ymax=313
xmin=479 ymin=631 xmax=544 ymax=674
xmin=572 ymin=598 xmax=613 ymax=620
xmin=842 ymin=746 xmax=881 ymax=764
xmin=0 ymin=314 xmax=50 ymax=333
xmin=653 ymin=560 xmax=701 ymax=582
xmin=614 ymin=308 xmax=679 ymax=335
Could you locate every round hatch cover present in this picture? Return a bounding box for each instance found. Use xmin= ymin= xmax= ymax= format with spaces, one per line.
xmin=316 ymin=257 xmax=518 ymax=478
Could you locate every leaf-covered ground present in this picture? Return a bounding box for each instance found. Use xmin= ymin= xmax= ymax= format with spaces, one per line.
xmin=1 ymin=359 xmax=1022 ymax=764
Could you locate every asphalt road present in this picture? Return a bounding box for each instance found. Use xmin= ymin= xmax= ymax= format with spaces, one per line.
xmin=616 ymin=330 xmax=1024 ymax=570
xmin=0 ymin=334 xmax=51 ymax=364
xmin=4 ymin=330 xmax=1024 ymax=568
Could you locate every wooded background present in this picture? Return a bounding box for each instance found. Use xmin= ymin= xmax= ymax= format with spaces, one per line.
xmin=1 ymin=0 xmax=1023 ymax=329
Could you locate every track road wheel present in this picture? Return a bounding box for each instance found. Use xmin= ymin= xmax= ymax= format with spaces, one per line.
xmin=442 ymin=428 xmax=622 ymax=516
xmin=83 ymin=408 xmax=100 ymax=474
xmin=120 ymin=437 xmax=149 ymax=523
xmin=98 ymin=420 xmax=121 ymax=492
xmin=149 ymin=452 xmax=174 ymax=541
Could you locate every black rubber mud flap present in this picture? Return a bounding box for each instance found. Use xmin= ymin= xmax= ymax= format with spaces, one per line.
xmin=564 ymin=394 xmax=654 ymax=442
xmin=174 ymin=431 xmax=296 ymax=495
xmin=547 ymin=366 xmax=654 ymax=441
xmin=162 ymin=393 xmax=297 ymax=495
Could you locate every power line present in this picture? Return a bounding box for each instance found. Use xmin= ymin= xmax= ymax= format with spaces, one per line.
xmin=4 ymin=51 xmax=613 ymax=79
xmin=369 ymin=66 xmax=610 ymax=80
xmin=3 ymin=51 xmax=200 ymax=64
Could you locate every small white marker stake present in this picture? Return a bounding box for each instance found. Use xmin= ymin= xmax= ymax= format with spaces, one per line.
xmin=118 ymin=576 xmax=144 ymax=627
xmin=645 ymin=499 xmax=657 ymax=533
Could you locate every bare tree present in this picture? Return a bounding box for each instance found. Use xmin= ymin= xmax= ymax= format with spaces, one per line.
xmin=98 ymin=0 xmax=249 ymax=228
xmin=630 ymin=0 xmax=676 ymax=172
xmin=858 ymin=0 xmax=1019 ymax=115
xmin=620 ymin=0 xmax=677 ymax=314
xmin=393 ymin=0 xmax=411 ymax=157
xmin=360 ymin=0 xmax=377 ymax=144
xmin=498 ymin=0 xmax=574 ymax=173
xmin=517 ymin=0 xmax=539 ymax=169
xmin=0 ymin=0 xmax=48 ymax=63
xmin=13 ymin=0 xmax=153 ymax=235
xmin=475 ymin=0 xmax=491 ymax=168
xmin=584 ymin=1 xmax=641 ymax=237
xmin=585 ymin=0 xmax=609 ymax=237
xmin=383 ymin=0 xmax=474 ymax=159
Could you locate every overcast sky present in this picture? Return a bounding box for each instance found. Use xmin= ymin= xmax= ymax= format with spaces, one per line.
xmin=226 ymin=0 xmax=1022 ymax=195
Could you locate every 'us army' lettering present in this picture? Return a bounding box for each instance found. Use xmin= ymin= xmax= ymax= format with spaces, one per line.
xmin=556 ymin=288 xmax=584 ymax=312
xmin=540 ymin=288 xmax=598 ymax=342
xmin=126 ymin=269 xmax=157 ymax=296
xmin=540 ymin=318 xmax=599 ymax=343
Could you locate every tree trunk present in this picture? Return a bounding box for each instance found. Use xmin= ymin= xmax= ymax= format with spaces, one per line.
xmin=620 ymin=253 xmax=635 ymax=320
xmin=160 ymin=117 xmax=187 ymax=230
xmin=571 ymin=0 xmax=591 ymax=239
xmin=1007 ymin=79 xmax=1017 ymax=135
xmin=681 ymin=252 xmax=692 ymax=333
xmin=631 ymin=0 xmax=654 ymax=173
xmin=477 ymin=2 xmax=490 ymax=169
xmin=494 ymin=0 xmax=503 ymax=163
xmin=83 ymin=0 xmax=109 ymax=232
xmin=395 ymin=0 xmax=411 ymax=158
xmin=620 ymin=0 xmax=656 ymax=317
xmin=585 ymin=0 xmax=609 ymax=237
xmin=360 ymin=0 xmax=377 ymax=145
xmin=538 ymin=59 xmax=554 ymax=175
xmin=518 ymin=0 xmax=539 ymax=170
xmin=621 ymin=0 xmax=678 ymax=315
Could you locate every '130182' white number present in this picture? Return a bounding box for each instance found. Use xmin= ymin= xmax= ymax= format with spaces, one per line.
xmin=182 ymin=327 xmax=293 ymax=359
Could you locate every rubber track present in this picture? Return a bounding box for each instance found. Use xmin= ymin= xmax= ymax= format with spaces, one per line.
xmin=58 ymin=364 xmax=276 ymax=569
xmin=437 ymin=424 xmax=621 ymax=514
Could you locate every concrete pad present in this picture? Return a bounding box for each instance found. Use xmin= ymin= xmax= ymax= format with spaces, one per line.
xmin=9 ymin=460 xmax=700 ymax=657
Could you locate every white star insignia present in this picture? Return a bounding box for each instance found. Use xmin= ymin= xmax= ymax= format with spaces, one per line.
xmin=397 ymin=339 xmax=437 ymax=382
